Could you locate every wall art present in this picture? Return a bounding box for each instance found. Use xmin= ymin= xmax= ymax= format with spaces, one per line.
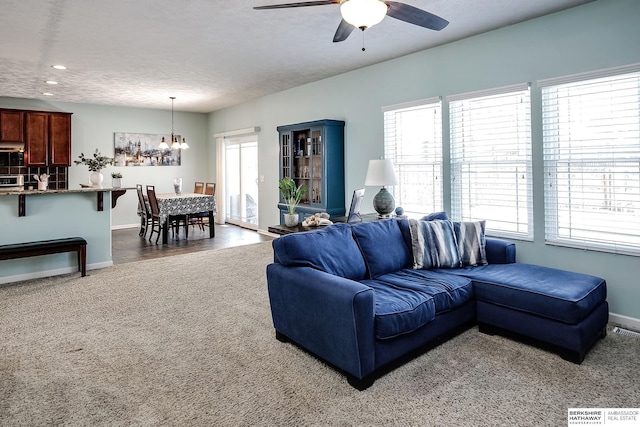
xmin=114 ymin=132 xmax=182 ymax=167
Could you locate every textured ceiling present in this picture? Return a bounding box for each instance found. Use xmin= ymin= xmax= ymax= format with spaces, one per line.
xmin=0 ymin=0 xmax=595 ymax=113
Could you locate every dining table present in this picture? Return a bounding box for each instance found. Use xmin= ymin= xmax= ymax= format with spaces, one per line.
xmin=156 ymin=192 xmax=217 ymax=244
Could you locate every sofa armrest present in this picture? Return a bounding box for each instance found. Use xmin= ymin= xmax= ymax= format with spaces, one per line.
xmin=266 ymin=263 xmax=376 ymax=379
xmin=485 ymin=237 xmax=516 ymax=264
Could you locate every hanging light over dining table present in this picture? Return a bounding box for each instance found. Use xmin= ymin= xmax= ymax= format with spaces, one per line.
xmin=159 ymin=96 xmax=189 ymax=150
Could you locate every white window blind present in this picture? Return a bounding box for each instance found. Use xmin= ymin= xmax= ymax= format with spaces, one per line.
xmin=382 ymin=98 xmax=443 ymax=216
xmin=449 ymin=84 xmax=533 ymax=239
xmin=541 ymin=68 xmax=640 ymax=255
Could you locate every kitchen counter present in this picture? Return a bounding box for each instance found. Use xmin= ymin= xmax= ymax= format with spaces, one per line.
xmin=0 ymin=186 xmax=132 ymax=196
xmin=0 ymin=186 xmax=135 ymax=216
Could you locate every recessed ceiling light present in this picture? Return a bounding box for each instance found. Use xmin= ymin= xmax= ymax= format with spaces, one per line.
xmin=45 ymin=80 xmax=58 ymax=85
xmin=51 ymin=65 xmax=67 ymax=70
xmin=42 ymin=92 xmax=54 ymax=96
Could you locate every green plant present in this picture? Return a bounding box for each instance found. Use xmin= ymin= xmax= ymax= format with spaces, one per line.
xmin=111 ymin=172 xmax=122 ymax=179
xmin=74 ymin=149 xmax=114 ymax=172
xmin=279 ymin=176 xmax=308 ymax=214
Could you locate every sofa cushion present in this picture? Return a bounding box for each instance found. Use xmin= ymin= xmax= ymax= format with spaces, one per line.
xmin=361 ymin=279 xmax=435 ymax=340
xmin=351 ymin=220 xmax=412 ymax=278
xmin=408 ymin=219 xmax=462 ymax=269
xmin=453 ymin=221 xmax=488 ymax=266
xmin=361 ymin=270 xmax=473 ymax=340
xmin=376 ymin=269 xmax=474 ymax=314
xmin=272 ymin=223 xmax=366 ymax=280
xmin=436 ymin=264 xmax=607 ymax=325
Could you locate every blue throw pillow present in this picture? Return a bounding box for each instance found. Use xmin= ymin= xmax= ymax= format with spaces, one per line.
xmin=272 ymin=223 xmax=367 ymax=280
xmin=408 ymin=219 xmax=462 ymax=269
xmin=420 ymin=211 xmax=449 ymax=221
xmin=351 ymin=220 xmax=413 ymax=278
xmin=453 ymin=221 xmax=488 ymax=266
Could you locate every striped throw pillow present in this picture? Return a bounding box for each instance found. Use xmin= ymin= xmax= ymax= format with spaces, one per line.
xmin=408 ymin=219 xmax=462 ymax=269
xmin=453 ymin=221 xmax=488 ymax=266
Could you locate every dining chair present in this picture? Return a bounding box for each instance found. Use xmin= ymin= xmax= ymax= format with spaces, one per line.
xmin=204 ymin=182 xmax=216 ymax=196
xmin=136 ymin=184 xmax=151 ymax=237
xmin=191 ymin=182 xmax=216 ymax=230
xmin=147 ymin=185 xmax=189 ymax=243
xmin=194 ymin=181 xmax=204 ymax=194
xmin=146 ymin=185 xmax=162 ymax=244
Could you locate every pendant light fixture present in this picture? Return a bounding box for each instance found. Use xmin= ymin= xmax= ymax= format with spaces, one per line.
xmin=159 ymin=96 xmax=189 ymax=151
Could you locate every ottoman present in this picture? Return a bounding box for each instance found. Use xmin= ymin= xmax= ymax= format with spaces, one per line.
xmin=439 ymin=263 xmax=609 ymax=363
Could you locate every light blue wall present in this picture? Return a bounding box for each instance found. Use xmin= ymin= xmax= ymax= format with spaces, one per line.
xmin=0 ymin=98 xmax=210 ymax=228
xmin=0 ymin=191 xmax=112 ymax=282
xmin=209 ymin=0 xmax=640 ymax=321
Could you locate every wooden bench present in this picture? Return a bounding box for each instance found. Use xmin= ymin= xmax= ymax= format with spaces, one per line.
xmin=0 ymin=237 xmax=87 ymax=277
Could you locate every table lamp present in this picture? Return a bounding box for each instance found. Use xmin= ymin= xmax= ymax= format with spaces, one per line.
xmin=365 ymin=159 xmax=398 ymax=217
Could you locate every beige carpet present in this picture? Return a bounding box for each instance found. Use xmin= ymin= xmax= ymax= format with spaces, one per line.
xmin=1 ymin=241 xmax=638 ymax=426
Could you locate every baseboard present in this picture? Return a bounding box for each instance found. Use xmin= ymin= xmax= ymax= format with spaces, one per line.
xmin=111 ymin=223 xmax=139 ymax=230
xmin=258 ymin=229 xmax=279 ymax=238
xmin=0 ymin=261 xmax=113 ymax=285
xmin=609 ymin=312 xmax=640 ymax=331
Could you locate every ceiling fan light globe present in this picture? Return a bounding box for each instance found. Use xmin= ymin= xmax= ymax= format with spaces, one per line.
xmin=340 ymin=0 xmax=387 ymax=29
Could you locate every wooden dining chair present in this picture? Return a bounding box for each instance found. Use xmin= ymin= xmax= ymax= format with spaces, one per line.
xmin=146 ymin=185 xmax=162 ymax=244
xmin=194 ymin=181 xmax=204 ymax=194
xmin=136 ymin=184 xmax=151 ymax=237
xmin=190 ymin=182 xmax=216 ymax=230
xmin=204 ymin=182 xmax=216 ymax=196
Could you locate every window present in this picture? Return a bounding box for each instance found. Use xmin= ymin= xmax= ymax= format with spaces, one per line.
xmin=382 ymin=98 xmax=443 ymax=216
xmin=449 ymin=84 xmax=533 ymax=239
xmin=540 ymin=64 xmax=640 ymax=255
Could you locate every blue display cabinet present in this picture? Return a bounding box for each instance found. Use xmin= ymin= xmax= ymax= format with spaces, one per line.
xmin=277 ymin=119 xmax=345 ymax=224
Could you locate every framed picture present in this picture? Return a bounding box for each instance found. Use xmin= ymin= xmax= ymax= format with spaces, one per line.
xmin=114 ymin=132 xmax=181 ymax=166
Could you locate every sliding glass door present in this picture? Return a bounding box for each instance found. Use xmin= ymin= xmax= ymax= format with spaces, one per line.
xmin=224 ymin=136 xmax=258 ymax=228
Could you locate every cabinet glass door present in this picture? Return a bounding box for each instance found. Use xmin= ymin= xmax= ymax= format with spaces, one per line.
xmin=292 ymin=130 xmax=311 ymax=205
xmin=310 ymin=128 xmax=323 ymax=205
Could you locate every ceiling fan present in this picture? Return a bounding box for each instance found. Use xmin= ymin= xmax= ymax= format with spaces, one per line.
xmin=254 ymin=0 xmax=449 ymax=47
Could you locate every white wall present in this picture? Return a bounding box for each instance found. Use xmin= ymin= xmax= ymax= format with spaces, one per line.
xmin=208 ymin=0 xmax=640 ymax=322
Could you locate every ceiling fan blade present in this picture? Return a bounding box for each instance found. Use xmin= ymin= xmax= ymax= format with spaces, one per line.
xmin=384 ymin=1 xmax=449 ymax=31
xmin=333 ymin=19 xmax=355 ymax=42
xmin=254 ymin=0 xmax=339 ymax=10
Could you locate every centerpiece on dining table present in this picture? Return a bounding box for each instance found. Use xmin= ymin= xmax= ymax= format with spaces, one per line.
xmin=173 ymin=178 xmax=182 ymax=195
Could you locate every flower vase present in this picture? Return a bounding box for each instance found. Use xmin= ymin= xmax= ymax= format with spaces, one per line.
xmin=90 ymin=171 xmax=104 ymax=187
xmin=284 ymin=213 xmax=299 ymax=227
xmin=112 ymin=178 xmax=122 ymax=188
xmin=173 ymin=177 xmax=183 ymax=195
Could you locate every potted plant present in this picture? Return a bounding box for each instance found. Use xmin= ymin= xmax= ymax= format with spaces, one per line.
xmin=279 ymin=176 xmax=308 ymax=227
xmin=74 ymin=149 xmax=114 ymax=187
xmin=111 ymin=172 xmax=123 ymax=188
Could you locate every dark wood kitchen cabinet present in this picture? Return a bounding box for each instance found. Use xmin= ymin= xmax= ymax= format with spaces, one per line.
xmin=25 ymin=111 xmax=72 ymax=166
xmin=48 ymin=113 xmax=72 ymax=166
xmin=0 ymin=110 xmax=24 ymax=143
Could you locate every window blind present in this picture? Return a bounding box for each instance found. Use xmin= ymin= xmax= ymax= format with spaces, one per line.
xmin=382 ymin=98 xmax=443 ymax=216
xmin=541 ymin=70 xmax=640 ymax=255
xmin=449 ymin=85 xmax=533 ymax=239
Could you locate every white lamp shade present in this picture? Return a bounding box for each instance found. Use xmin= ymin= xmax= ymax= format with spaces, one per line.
xmin=365 ymin=159 xmax=398 ymax=186
xmin=340 ymin=0 xmax=387 ymax=29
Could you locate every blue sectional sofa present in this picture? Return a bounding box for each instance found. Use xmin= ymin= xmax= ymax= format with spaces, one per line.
xmin=266 ymin=218 xmax=608 ymax=390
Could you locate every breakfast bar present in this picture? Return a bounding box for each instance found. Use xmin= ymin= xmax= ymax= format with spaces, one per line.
xmin=0 ymin=186 xmax=133 ymax=216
